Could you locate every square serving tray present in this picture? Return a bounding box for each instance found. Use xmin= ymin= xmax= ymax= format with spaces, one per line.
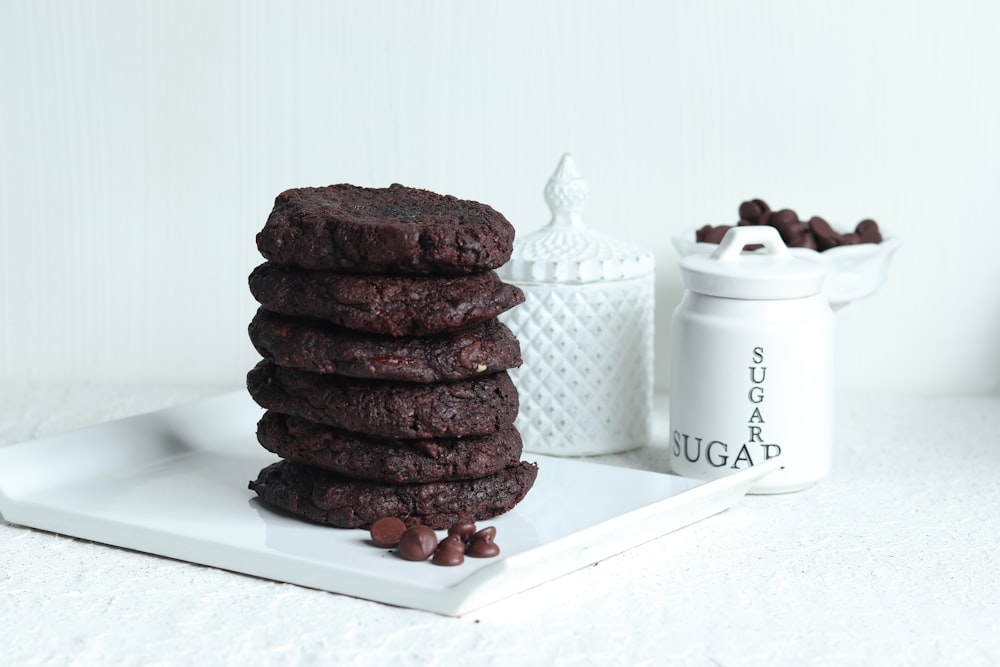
xmin=0 ymin=391 xmax=779 ymax=616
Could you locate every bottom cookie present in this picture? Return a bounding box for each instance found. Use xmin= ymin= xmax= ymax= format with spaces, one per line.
xmin=248 ymin=459 xmax=538 ymax=529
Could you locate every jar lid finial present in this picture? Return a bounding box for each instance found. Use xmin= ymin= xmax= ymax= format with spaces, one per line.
xmin=544 ymin=153 xmax=588 ymax=228
xmin=496 ymin=153 xmax=654 ymax=283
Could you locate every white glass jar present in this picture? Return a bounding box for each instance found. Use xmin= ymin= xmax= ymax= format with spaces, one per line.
xmin=497 ymin=154 xmax=655 ymax=456
xmin=668 ymin=226 xmax=834 ymax=493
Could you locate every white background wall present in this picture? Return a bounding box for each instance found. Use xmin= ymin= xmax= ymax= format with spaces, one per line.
xmin=1 ymin=1 xmax=998 ymax=395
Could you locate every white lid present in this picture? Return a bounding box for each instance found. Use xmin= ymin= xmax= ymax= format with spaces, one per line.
xmin=680 ymin=226 xmax=828 ymax=300
xmin=497 ymin=154 xmax=654 ymax=283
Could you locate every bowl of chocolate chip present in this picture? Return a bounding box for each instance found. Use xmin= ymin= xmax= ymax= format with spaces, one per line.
xmin=673 ymin=199 xmax=901 ymax=310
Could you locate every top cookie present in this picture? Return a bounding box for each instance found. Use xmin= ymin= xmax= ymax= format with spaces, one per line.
xmin=256 ymin=183 xmax=516 ymax=275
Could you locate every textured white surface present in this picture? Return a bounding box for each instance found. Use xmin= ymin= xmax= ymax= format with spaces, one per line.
xmin=1 ymin=383 xmax=998 ymax=666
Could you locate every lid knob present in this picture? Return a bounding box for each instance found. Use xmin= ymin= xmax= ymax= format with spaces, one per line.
xmin=544 ymin=153 xmax=588 ymax=229
xmin=497 ymin=153 xmax=654 ymax=283
xmin=679 ymin=227 xmax=829 ymax=300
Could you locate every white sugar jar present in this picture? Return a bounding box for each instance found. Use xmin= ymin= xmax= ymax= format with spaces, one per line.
xmin=668 ymin=226 xmax=834 ymax=493
xmin=497 ymin=154 xmax=655 ymax=456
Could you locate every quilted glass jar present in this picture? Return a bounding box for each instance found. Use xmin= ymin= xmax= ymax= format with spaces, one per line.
xmin=497 ymin=154 xmax=655 ymax=456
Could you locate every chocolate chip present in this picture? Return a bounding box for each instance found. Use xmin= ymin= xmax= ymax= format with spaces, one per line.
xmin=370 ymin=516 xmax=407 ymax=548
xmin=432 ymin=545 xmax=465 ymax=566
xmin=467 ymin=526 xmax=501 ymax=558
xmin=397 ymin=525 xmax=438 ymax=561
xmin=432 ymin=534 xmax=466 ymax=566
xmin=738 ymin=199 xmax=769 ymax=224
xmin=769 ymin=208 xmax=798 ymax=228
xmin=448 ymin=520 xmax=477 ymax=542
xmin=856 ymin=219 xmax=882 ymax=243
xmin=769 ymin=209 xmax=804 ymax=244
xmin=696 ymin=224 xmax=732 ymax=244
xmin=808 ymin=216 xmax=841 ymax=251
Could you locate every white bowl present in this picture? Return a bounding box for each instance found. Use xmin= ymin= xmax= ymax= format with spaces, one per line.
xmin=672 ymin=228 xmax=902 ymax=310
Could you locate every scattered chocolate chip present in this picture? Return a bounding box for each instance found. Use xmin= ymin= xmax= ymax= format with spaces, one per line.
xmin=432 ymin=547 xmax=464 ymax=566
xmin=397 ymin=525 xmax=438 ymax=561
xmin=432 ymin=534 xmax=466 ymax=566
xmin=474 ymin=525 xmax=496 ymax=540
xmin=371 ymin=520 xmax=501 ymax=565
xmin=467 ymin=526 xmax=501 ymax=558
xmin=448 ymin=520 xmax=477 ymax=542
xmin=369 ymin=516 xmax=407 ymax=548
xmin=444 ymin=533 xmax=467 ymax=550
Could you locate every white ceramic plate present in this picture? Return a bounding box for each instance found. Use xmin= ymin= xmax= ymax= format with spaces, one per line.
xmin=0 ymin=392 xmax=780 ymax=616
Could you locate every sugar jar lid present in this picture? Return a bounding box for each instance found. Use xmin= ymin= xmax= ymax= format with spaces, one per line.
xmin=497 ymin=154 xmax=654 ymax=283
xmin=680 ymin=226 xmax=828 ymax=299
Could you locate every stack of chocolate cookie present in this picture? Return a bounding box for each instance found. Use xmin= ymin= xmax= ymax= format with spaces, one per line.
xmin=246 ymin=183 xmax=537 ymax=530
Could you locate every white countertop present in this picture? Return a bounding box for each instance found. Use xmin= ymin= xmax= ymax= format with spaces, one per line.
xmin=1 ymin=382 xmax=998 ymax=666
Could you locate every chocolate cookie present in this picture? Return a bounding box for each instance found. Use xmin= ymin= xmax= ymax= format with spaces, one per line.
xmin=248 ymin=263 xmax=525 ymax=337
xmin=256 ymin=412 xmax=523 ymax=483
xmin=248 ymin=459 xmax=539 ymax=529
xmin=248 ymin=309 xmax=522 ymax=383
xmin=256 ymin=183 xmax=515 ymax=275
xmin=247 ymin=359 xmax=519 ymax=438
